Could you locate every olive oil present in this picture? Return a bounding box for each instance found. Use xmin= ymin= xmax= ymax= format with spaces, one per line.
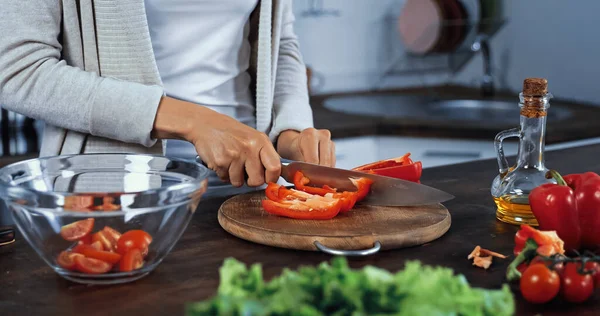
xmin=491 ymin=78 xmax=554 ymax=226
xmin=493 ymin=195 xmax=538 ymax=226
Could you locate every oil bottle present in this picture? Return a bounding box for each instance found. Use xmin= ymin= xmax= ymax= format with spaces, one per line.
xmin=491 ymin=78 xmax=555 ymax=226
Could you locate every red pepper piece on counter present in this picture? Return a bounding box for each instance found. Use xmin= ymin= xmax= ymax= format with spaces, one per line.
xmin=507 ymin=225 xmax=565 ymax=281
xmin=563 ymin=172 xmax=600 ymax=251
xmin=529 ymin=170 xmax=581 ymax=252
xmin=352 ymin=153 xmax=423 ymax=183
xmin=514 ymin=224 xmax=565 ymax=257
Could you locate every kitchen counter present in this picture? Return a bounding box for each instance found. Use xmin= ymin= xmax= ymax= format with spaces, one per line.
xmin=2 ymin=144 xmax=600 ymax=315
xmin=311 ymin=85 xmax=600 ymax=144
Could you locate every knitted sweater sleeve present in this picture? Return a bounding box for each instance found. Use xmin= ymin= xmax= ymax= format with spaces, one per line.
xmin=268 ymin=0 xmax=314 ymax=142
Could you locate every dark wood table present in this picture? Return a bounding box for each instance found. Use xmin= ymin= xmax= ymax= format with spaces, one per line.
xmin=1 ymin=144 xmax=600 ymax=315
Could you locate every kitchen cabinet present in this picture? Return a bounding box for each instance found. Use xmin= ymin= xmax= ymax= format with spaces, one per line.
xmin=334 ymin=136 xmax=519 ymax=170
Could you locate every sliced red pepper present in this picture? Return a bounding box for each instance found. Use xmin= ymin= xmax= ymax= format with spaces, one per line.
xmin=331 ymin=191 xmax=358 ymax=213
xmin=350 ymin=177 xmax=373 ymax=202
xmin=265 ymin=182 xmax=283 ymax=201
xmin=529 ymin=170 xmax=581 ymax=252
xmin=293 ymin=171 xmax=337 ymax=196
xmin=261 ymin=195 xmax=342 ymax=220
xmin=352 ymin=153 xmax=422 ymax=183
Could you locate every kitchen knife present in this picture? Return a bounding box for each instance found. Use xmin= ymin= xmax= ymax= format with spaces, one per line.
xmin=280 ymin=159 xmax=454 ymax=206
xmin=194 ymin=156 xmax=454 ymax=206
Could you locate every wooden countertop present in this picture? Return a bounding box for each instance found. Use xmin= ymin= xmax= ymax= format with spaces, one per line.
xmin=311 ymin=85 xmax=600 ymax=144
xmin=2 ymin=144 xmax=600 ymax=315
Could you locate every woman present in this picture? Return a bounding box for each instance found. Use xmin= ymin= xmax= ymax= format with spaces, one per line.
xmin=0 ymin=0 xmax=335 ymax=190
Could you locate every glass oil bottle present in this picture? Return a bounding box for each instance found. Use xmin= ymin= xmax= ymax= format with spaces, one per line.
xmin=491 ymin=78 xmax=555 ymax=226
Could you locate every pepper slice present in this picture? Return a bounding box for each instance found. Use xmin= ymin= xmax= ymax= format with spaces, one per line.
xmin=261 ymin=194 xmax=342 ymax=220
xmin=352 ymin=153 xmax=422 ymax=183
xmin=350 ymin=177 xmax=374 ymax=202
xmin=293 ymin=171 xmax=337 ymax=196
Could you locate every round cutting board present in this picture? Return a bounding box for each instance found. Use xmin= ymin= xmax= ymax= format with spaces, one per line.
xmin=218 ymin=191 xmax=451 ymax=253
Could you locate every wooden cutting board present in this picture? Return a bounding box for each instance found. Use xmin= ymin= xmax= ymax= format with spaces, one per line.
xmin=218 ymin=191 xmax=451 ymax=253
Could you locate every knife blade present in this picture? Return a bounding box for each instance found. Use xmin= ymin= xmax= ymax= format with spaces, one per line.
xmin=280 ymin=160 xmax=454 ymax=206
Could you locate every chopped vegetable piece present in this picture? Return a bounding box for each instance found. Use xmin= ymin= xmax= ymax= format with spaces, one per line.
xmin=56 ymin=251 xmax=84 ymax=270
xmin=468 ymin=245 xmax=507 ymax=269
xmin=352 ymin=153 xmax=423 ymax=183
xmin=117 ymin=230 xmax=152 ymax=256
xmin=59 ymin=218 xmax=95 ymax=241
xmin=73 ymin=244 xmax=122 ymax=264
xmin=262 ymin=197 xmax=342 ymax=220
xmin=473 ymin=256 xmax=493 ymax=269
xmin=292 ymin=171 xmax=338 ymax=196
xmin=120 ymin=249 xmax=144 ymax=272
xmin=74 ymin=256 xmax=112 ymax=274
xmin=102 ymin=226 xmax=122 ymax=242
xmin=350 ymin=177 xmax=373 ymax=201
xmin=92 ymin=230 xmax=117 ymax=252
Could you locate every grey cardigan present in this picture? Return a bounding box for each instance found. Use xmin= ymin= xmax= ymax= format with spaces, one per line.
xmin=0 ymin=0 xmax=313 ymax=157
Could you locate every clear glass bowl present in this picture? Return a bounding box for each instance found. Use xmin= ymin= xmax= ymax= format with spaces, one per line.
xmin=0 ymin=153 xmax=209 ymax=285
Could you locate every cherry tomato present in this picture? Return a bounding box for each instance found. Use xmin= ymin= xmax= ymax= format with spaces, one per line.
xmin=56 ymin=251 xmax=84 ymax=270
xmin=74 ymin=256 xmax=112 ymax=274
xmin=584 ymin=261 xmax=600 ymax=289
xmin=561 ymin=262 xmax=595 ymax=303
xmin=102 ymin=226 xmax=122 ymax=242
xmin=77 ymin=234 xmax=93 ymax=245
xmin=520 ymin=263 xmax=560 ymax=304
xmin=72 ymin=244 xmax=122 ymax=264
xmin=119 ymin=249 xmax=144 ymax=272
xmin=59 ymin=218 xmax=95 ymax=241
xmin=92 ymin=230 xmax=117 ymax=251
xmin=117 ymin=230 xmax=152 ymax=256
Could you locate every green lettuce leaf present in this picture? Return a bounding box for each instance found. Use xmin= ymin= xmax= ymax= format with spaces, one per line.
xmin=185 ymin=257 xmax=515 ymax=316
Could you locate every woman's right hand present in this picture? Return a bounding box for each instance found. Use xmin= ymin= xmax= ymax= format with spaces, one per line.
xmin=152 ymin=96 xmax=281 ymax=187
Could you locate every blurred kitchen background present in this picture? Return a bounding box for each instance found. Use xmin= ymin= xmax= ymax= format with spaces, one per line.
xmin=2 ymin=0 xmax=600 ymax=171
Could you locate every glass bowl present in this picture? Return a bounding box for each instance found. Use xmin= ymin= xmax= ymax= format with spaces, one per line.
xmin=0 ymin=153 xmax=209 ymax=285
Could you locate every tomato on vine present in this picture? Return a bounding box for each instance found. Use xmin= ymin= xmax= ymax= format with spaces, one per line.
xmin=520 ymin=263 xmax=561 ymax=304
xmin=560 ymin=262 xmax=594 ymax=303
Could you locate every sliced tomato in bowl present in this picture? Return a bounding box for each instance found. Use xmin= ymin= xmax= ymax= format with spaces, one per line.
xmin=74 ymin=256 xmax=113 ymax=274
xmin=59 ymin=218 xmax=95 ymax=241
xmin=92 ymin=230 xmax=117 ymax=252
xmin=72 ymin=244 xmax=122 ymax=264
xmin=56 ymin=251 xmax=85 ymax=270
xmin=117 ymin=230 xmax=153 ymax=256
xmin=120 ymin=249 xmax=144 ymax=272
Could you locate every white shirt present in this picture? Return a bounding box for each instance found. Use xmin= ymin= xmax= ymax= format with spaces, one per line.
xmin=145 ymin=0 xmax=259 ymax=128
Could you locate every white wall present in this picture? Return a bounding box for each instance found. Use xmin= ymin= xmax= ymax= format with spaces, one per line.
xmin=293 ymin=0 xmax=600 ymax=105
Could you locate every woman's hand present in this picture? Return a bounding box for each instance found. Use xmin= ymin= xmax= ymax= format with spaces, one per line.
xmin=276 ymin=128 xmax=336 ymax=167
xmin=152 ymin=96 xmax=281 ymax=187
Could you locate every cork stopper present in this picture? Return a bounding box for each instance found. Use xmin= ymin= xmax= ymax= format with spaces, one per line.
xmin=522 ymin=78 xmax=548 ymax=96
xmin=520 ymin=77 xmax=549 ymax=118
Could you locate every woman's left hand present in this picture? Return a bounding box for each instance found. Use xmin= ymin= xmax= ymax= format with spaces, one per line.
xmin=276 ymin=128 xmax=336 ymax=167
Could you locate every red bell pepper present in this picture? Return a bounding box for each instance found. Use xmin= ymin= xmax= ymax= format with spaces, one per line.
xmin=529 ymin=170 xmax=581 ymax=252
xmin=352 ymin=153 xmax=422 ymax=183
xmin=564 ymin=172 xmax=600 ymax=251
xmin=529 ymin=170 xmax=600 ymax=252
